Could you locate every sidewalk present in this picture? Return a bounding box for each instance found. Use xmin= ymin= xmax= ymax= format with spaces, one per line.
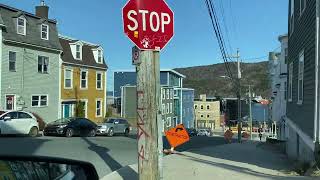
xmin=102 ymin=141 xmax=316 ymax=180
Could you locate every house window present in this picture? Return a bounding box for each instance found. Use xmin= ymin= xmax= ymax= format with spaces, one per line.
xmin=96 ymin=72 xmax=102 ymax=90
xmin=166 ymin=89 xmax=170 ymax=99
xmin=64 ymin=69 xmax=72 ymax=88
xmin=41 ymin=24 xmax=49 ymax=40
xmin=207 ymin=114 xmax=210 ymax=118
xmin=194 ymin=105 xmax=198 ymax=109
xmin=288 ymin=62 xmax=293 ymax=102
xmin=98 ymin=50 xmax=102 ymax=63
xmin=38 ymin=56 xmax=49 ymax=73
xmin=170 ymin=103 xmax=173 ymax=113
xmin=9 ymin=51 xmax=16 ymax=71
xmin=80 ymin=70 xmax=88 ymax=89
xmin=290 ymin=0 xmax=294 ymax=35
xmin=200 ymin=114 xmax=204 ymax=118
xmin=96 ymin=99 xmax=102 ymax=117
xmin=300 ymin=0 xmax=306 ymax=15
xmin=76 ymin=45 xmax=81 ymax=59
xmin=284 ymin=82 xmax=287 ymax=100
xmin=201 ymin=105 xmax=204 ymax=110
xmin=207 ymin=105 xmax=210 ymax=110
xmin=166 ymin=103 xmax=169 ymax=114
xmin=166 ymin=117 xmax=171 ymax=127
xmin=174 ymin=90 xmax=178 ymax=96
xmin=170 ymin=89 xmax=173 ymax=99
xmin=162 ymin=89 xmax=165 ymax=99
xmin=17 ymin=17 xmax=26 ymax=35
xmin=162 ymin=104 xmax=165 ymax=115
xmin=31 ymin=95 xmax=48 ymax=107
xmin=298 ymin=50 xmax=304 ymax=104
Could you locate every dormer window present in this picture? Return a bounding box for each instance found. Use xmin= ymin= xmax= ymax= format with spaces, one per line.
xmin=41 ymin=24 xmax=49 ymax=40
xmin=76 ymin=44 xmax=81 ymax=59
xmin=17 ymin=17 xmax=26 ymax=35
xmin=98 ymin=50 xmax=102 ymax=63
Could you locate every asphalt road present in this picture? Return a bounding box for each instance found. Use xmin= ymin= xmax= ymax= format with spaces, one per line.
xmin=0 ymin=134 xmax=229 ymax=178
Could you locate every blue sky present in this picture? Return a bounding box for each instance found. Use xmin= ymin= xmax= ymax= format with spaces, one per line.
xmin=0 ymin=0 xmax=288 ymax=88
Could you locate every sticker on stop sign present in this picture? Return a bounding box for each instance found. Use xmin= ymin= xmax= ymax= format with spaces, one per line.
xmin=122 ymin=0 xmax=174 ymax=51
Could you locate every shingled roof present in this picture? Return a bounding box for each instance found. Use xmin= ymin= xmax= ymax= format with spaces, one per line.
xmin=0 ymin=3 xmax=62 ymax=51
xmin=59 ymin=36 xmax=108 ymax=69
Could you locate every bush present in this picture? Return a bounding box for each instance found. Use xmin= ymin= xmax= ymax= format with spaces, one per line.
xmin=31 ymin=112 xmax=46 ymax=131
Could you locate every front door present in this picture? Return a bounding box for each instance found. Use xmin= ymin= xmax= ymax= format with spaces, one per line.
xmin=5 ymin=95 xmax=15 ymax=111
xmin=64 ymin=105 xmax=70 ymax=118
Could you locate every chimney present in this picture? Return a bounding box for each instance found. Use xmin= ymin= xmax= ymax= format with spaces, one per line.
xmin=35 ymin=1 xmax=49 ymax=19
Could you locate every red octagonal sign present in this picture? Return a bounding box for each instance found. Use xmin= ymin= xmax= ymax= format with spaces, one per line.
xmin=122 ymin=0 xmax=174 ymax=51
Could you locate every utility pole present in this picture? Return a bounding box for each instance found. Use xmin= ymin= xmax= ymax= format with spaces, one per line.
xmin=136 ymin=50 xmax=162 ymax=180
xmin=236 ymin=48 xmax=242 ymax=143
xmin=248 ymin=85 xmax=253 ymax=140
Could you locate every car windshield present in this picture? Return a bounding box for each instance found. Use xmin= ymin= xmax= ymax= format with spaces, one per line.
xmin=49 ymin=118 xmax=72 ymax=125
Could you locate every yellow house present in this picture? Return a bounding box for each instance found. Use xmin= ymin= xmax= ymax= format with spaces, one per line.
xmin=59 ymin=35 xmax=107 ymax=123
xmin=194 ymin=94 xmax=220 ymax=130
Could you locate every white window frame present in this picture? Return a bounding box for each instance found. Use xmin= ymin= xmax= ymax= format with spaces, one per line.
xmin=290 ymin=0 xmax=294 ymax=35
xmin=297 ymin=50 xmax=304 ymax=104
xmin=9 ymin=51 xmax=16 ymax=72
xmin=166 ymin=89 xmax=170 ymax=99
xmin=38 ymin=56 xmax=49 ymax=74
xmin=166 ymin=103 xmax=169 ymax=114
xmin=80 ymin=69 xmax=88 ymax=89
xmin=76 ymin=44 xmax=82 ymax=60
xmin=288 ymin=62 xmax=293 ymax=102
xmin=170 ymin=89 xmax=173 ymax=99
xmin=64 ymin=68 xmax=73 ymax=89
xmin=170 ymin=103 xmax=173 ymax=113
xmin=41 ymin=24 xmax=49 ymax=40
xmin=17 ymin=17 xmax=26 ymax=35
xmin=97 ymin=50 xmax=102 ymax=63
xmin=96 ymin=72 xmax=103 ymax=90
xmin=299 ymin=0 xmax=306 ymax=16
xmin=96 ymin=99 xmax=103 ymax=117
xmin=162 ymin=104 xmax=165 ymax=115
xmin=207 ymin=105 xmax=210 ymax=110
xmin=166 ymin=117 xmax=171 ymax=127
xmin=31 ymin=95 xmax=48 ymax=107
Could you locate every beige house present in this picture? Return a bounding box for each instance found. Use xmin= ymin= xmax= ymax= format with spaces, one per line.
xmin=194 ymin=94 xmax=220 ymax=130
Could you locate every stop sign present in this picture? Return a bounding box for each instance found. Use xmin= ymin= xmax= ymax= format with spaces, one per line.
xmin=122 ymin=0 xmax=174 ymax=51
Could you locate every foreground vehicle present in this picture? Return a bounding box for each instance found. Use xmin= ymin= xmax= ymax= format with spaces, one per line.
xmin=97 ymin=118 xmax=130 ymax=137
xmin=43 ymin=117 xmax=97 ymax=137
xmin=197 ymin=129 xmax=211 ymax=136
xmin=0 ymin=111 xmax=39 ymax=137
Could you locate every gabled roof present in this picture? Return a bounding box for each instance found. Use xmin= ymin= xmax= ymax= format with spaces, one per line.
xmin=0 ymin=3 xmax=62 ymax=51
xmin=59 ymin=36 xmax=108 ymax=70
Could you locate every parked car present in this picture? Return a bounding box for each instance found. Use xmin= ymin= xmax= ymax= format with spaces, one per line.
xmin=97 ymin=118 xmax=130 ymax=137
xmin=186 ymin=128 xmax=197 ymax=137
xmin=197 ymin=129 xmax=211 ymax=136
xmin=43 ymin=117 xmax=97 ymax=137
xmin=0 ymin=111 xmax=39 ymax=137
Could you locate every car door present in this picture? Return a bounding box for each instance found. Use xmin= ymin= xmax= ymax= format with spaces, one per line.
xmin=0 ymin=112 xmax=19 ymax=134
xmin=113 ymin=119 xmax=120 ymax=133
xmin=69 ymin=119 xmax=81 ymax=136
xmin=80 ymin=118 xmax=92 ymax=136
xmin=17 ymin=112 xmax=33 ymax=134
xmin=119 ymin=119 xmax=127 ymax=133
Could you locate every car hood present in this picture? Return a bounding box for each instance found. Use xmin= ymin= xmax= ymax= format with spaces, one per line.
xmin=46 ymin=122 xmax=68 ymax=127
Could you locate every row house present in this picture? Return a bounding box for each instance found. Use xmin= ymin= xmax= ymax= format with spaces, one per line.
xmin=59 ymin=35 xmax=108 ymax=123
xmin=114 ymin=69 xmax=194 ymax=129
xmin=0 ymin=3 xmax=62 ymax=123
xmin=286 ymin=0 xmax=320 ymax=164
xmin=194 ymin=94 xmax=220 ymax=130
xmin=269 ymin=34 xmax=288 ymax=141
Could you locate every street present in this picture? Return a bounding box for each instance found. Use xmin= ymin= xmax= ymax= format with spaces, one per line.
xmin=0 ymin=134 xmax=228 ymax=178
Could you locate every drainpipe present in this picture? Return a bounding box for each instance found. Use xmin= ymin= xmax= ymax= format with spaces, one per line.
xmin=316 ymin=0 xmax=320 ymax=144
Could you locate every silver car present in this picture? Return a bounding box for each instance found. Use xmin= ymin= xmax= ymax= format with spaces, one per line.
xmin=97 ymin=118 xmax=130 ymax=136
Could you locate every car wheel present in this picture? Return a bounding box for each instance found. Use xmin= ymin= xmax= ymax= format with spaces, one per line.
xmin=66 ymin=128 xmax=73 ymax=138
xmin=108 ymin=128 xmax=114 ymax=137
xmin=88 ymin=129 xmax=96 ymax=137
xmin=29 ymin=127 xmax=38 ymax=137
xmin=124 ymin=128 xmax=129 ymax=137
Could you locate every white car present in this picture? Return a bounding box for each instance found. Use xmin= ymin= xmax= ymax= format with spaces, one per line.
xmin=0 ymin=111 xmax=39 ymax=137
xmin=197 ymin=129 xmax=211 ymax=136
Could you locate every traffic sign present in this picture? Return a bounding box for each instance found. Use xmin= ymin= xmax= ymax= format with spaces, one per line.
xmin=165 ymin=124 xmax=190 ymax=148
xmin=122 ymin=0 xmax=174 ymax=51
